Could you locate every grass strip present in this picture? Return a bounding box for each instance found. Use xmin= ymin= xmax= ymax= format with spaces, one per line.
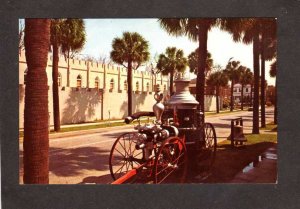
xmin=203 ymin=123 xmax=277 ymax=183
xmin=19 ymin=110 xmax=249 ymax=138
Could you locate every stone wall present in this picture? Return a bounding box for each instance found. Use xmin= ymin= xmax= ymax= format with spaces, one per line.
xmin=19 ymin=51 xmax=220 ymax=128
xmin=19 ymin=84 xmax=170 ymax=128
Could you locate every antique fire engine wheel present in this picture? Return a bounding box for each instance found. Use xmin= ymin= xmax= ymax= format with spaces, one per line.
xmin=198 ymin=122 xmax=217 ymax=173
xmin=109 ymin=132 xmax=145 ymax=180
xmin=153 ymin=137 xmax=188 ymax=184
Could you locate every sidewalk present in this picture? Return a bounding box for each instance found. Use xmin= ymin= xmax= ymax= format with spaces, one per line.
xmin=231 ymin=144 xmax=277 ymax=183
xmin=19 ymin=119 xmax=136 ymax=140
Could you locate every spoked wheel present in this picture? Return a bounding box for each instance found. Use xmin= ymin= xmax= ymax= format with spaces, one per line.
xmin=197 ymin=123 xmax=217 ymax=176
xmin=153 ymin=137 xmax=188 ymax=184
xmin=109 ymin=132 xmax=145 ymax=181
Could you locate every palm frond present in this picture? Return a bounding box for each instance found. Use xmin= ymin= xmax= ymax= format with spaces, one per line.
xmin=156 ymin=46 xmax=187 ymax=75
xmin=110 ymin=31 xmax=150 ymax=68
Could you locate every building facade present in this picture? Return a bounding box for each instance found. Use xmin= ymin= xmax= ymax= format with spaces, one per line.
xmin=232 ymin=83 xmax=252 ymax=103
xmin=19 ymin=52 xmax=219 ymax=128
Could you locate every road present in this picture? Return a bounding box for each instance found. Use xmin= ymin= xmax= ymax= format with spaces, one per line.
xmin=19 ymin=108 xmax=274 ymax=184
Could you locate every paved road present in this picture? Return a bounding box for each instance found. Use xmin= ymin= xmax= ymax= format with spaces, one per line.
xmin=19 ymin=108 xmax=274 ymax=184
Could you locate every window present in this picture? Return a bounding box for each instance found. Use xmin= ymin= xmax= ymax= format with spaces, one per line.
xmin=164 ymin=84 xmax=166 ymax=91
xmin=95 ymin=77 xmax=99 ymax=89
xmin=136 ymin=81 xmax=139 ymax=91
xmin=245 ymin=88 xmax=249 ymax=93
xmin=146 ymin=82 xmax=150 ymax=92
xmin=110 ymin=79 xmax=114 ymax=90
xmin=77 ymin=75 xmax=82 ymax=88
xmin=24 ymin=68 xmax=28 ymax=85
xmin=124 ymin=80 xmax=128 ymax=91
xmin=58 ymin=73 xmax=62 ymax=87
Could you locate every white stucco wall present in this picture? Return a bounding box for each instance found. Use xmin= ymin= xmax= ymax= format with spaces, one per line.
xmin=19 ymin=51 xmax=219 ymax=128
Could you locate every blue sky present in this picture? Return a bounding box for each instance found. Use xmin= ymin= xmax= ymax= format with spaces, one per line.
xmin=81 ymin=18 xmax=275 ymax=85
xmin=20 ymin=19 xmax=275 ymax=85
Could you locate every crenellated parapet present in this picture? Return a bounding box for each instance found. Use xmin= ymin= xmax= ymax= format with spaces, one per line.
xmin=19 ymin=50 xmax=169 ymax=92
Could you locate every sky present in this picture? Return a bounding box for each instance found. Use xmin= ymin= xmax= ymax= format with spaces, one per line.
xmin=77 ymin=19 xmax=275 ymax=85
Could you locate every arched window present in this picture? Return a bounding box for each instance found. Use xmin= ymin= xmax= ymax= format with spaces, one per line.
xmin=95 ymin=77 xmax=99 ymax=89
xmin=136 ymin=81 xmax=139 ymax=91
xmin=146 ymin=82 xmax=150 ymax=92
xmin=77 ymin=75 xmax=82 ymax=88
xmin=164 ymin=84 xmax=166 ymax=91
xmin=110 ymin=79 xmax=114 ymax=90
xmin=124 ymin=80 xmax=128 ymax=91
xmin=58 ymin=73 xmax=62 ymax=87
xmin=24 ymin=68 xmax=28 ymax=85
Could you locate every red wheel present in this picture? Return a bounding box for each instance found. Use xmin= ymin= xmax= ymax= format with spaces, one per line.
xmin=153 ymin=137 xmax=188 ymax=184
xmin=109 ymin=132 xmax=145 ymax=180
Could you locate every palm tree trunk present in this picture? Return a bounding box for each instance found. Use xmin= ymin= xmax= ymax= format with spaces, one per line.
xmin=241 ymin=84 xmax=244 ymax=110
xmin=170 ymin=70 xmax=174 ymax=95
xmin=260 ymin=31 xmax=266 ymax=128
xmin=127 ymin=59 xmax=133 ymax=116
xmin=196 ymin=25 xmax=208 ymax=124
xmin=52 ymin=43 xmax=60 ymax=131
xmin=216 ymin=87 xmax=220 ymax=113
xmin=252 ymin=33 xmax=260 ymax=134
xmin=230 ymin=81 xmax=234 ymax=111
xmin=23 ymin=19 xmax=50 ymax=184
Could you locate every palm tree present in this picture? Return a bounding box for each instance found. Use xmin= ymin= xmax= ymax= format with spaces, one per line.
xmin=270 ymin=60 xmax=277 ymax=124
xmin=224 ymin=59 xmax=241 ymax=111
xmin=220 ymin=18 xmax=262 ymax=134
xmin=61 ymin=19 xmax=86 ymax=87
xmin=260 ymin=19 xmax=277 ymax=127
xmin=50 ymin=19 xmax=64 ymax=132
xmin=156 ymin=47 xmax=187 ymax=94
xmin=206 ymin=70 xmax=229 ymax=113
xmin=23 ymin=19 xmax=51 ymax=184
xmin=238 ymin=67 xmax=253 ymax=110
xmin=110 ymin=32 xmax=150 ymax=116
xmin=159 ymin=18 xmax=218 ymax=124
xmin=50 ymin=19 xmax=86 ymax=132
xmin=188 ymin=49 xmax=213 ymax=77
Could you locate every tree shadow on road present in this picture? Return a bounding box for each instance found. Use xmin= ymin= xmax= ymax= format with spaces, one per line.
xmin=211 ymin=123 xmax=231 ymax=129
xmin=48 ymin=146 xmax=110 ymax=177
xmin=220 ymin=117 xmax=253 ymax=122
xmin=101 ymin=131 xmax=131 ymax=138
